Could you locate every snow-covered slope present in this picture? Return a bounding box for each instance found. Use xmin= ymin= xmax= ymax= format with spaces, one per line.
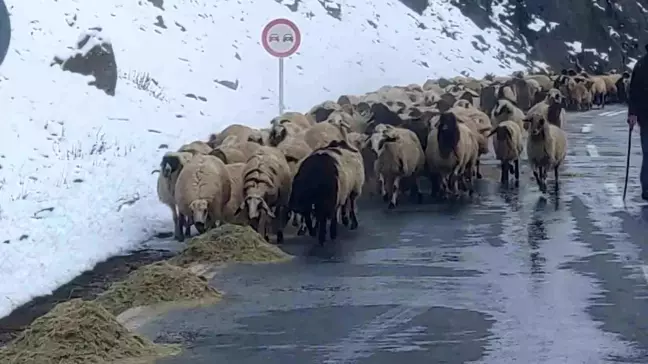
xmin=0 ymin=0 xmax=533 ymax=318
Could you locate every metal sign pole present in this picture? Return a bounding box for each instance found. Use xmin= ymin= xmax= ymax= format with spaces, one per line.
xmin=278 ymin=57 xmax=285 ymax=115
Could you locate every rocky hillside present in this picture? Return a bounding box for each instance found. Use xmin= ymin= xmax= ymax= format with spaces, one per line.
xmin=448 ymin=0 xmax=647 ymax=73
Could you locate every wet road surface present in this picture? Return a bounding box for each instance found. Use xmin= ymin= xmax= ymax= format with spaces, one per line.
xmin=140 ymin=105 xmax=648 ymax=363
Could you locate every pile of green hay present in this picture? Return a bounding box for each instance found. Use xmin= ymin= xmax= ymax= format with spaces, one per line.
xmin=169 ymin=223 xmax=291 ymax=267
xmin=94 ymin=261 xmax=221 ymax=315
xmin=0 ymin=299 xmax=178 ymax=364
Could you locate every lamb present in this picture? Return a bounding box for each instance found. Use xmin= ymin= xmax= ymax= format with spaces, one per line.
xmin=174 ymin=154 xmax=232 ymax=241
xmin=289 ymin=139 xmax=365 ymax=245
xmin=566 ymin=78 xmax=592 ymax=111
xmin=157 ymin=151 xmax=195 ymax=241
xmin=426 ymin=112 xmax=480 ymax=198
xmin=524 ymin=113 xmax=568 ymax=193
xmin=235 ymin=146 xmax=293 ymax=243
xmin=488 ymin=120 xmax=524 ymax=185
xmin=209 ymin=140 xmax=261 ymax=164
xmin=490 ymin=98 xmax=525 ymax=129
xmin=374 ymin=126 xmax=426 ymax=208
xmin=207 ymin=124 xmax=259 ymax=148
xmin=178 ymin=141 xmax=213 ymax=155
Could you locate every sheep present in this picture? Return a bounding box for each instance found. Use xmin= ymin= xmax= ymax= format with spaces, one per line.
xmin=526 ymin=90 xmax=565 ymax=129
xmin=449 ymin=105 xmax=492 ymax=178
xmin=545 ymin=88 xmax=567 ymax=128
xmin=209 ymin=140 xmax=261 ymax=164
xmin=235 ymin=146 xmax=293 ymax=243
xmin=223 ymin=163 xmax=246 ymax=225
xmin=365 ymin=102 xmax=405 ymax=134
xmin=306 ymin=101 xmax=341 ymax=123
xmin=157 ymin=151 xmax=195 ymax=241
xmin=268 ymin=120 xmax=306 ymax=147
xmin=490 ymin=98 xmax=525 ymax=130
xmin=374 ymin=126 xmax=426 ymax=208
xmin=178 ymin=140 xmax=213 ymax=155
xmin=567 ymin=79 xmax=592 ymax=111
xmin=524 ymin=113 xmax=568 ymax=193
xmin=426 ymin=112 xmax=480 ymax=198
xmin=488 ymin=120 xmax=524 ymax=185
xmin=525 ymin=74 xmax=553 ymax=91
xmin=289 ymin=139 xmax=365 ymax=245
xmin=208 ymin=124 xmax=259 ymax=148
xmin=248 ymin=128 xmax=270 ymax=146
xmin=174 ymin=154 xmax=232 ymax=241
xmin=302 ymin=120 xmax=351 ymax=150
xmin=586 ymin=76 xmax=607 ymax=109
xmin=270 ymin=111 xmax=313 ymax=130
xmin=276 ymin=136 xmax=313 ymax=176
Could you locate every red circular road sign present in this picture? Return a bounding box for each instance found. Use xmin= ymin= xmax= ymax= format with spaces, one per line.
xmin=261 ymin=18 xmax=301 ymax=58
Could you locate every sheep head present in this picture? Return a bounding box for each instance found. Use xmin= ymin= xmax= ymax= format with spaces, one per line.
xmin=453 ymin=99 xmax=471 ymax=109
xmin=236 ymin=195 xmax=275 ymax=221
xmin=524 ymin=114 xmax=547 ymax=136
xmin=189 ymin=199 xmax=211 ymax=233
xmin=268 ymin=124 xmax=288 ymax=147
xmin=160 ymin=154 xmax=183 ymax=178
xmin=436 ymin=112 xmax=460 ymax=159
xmin=377 ymin=130 xmax=399 ymax=151
xmin=492 ymin=100 xmax=510 ymax=117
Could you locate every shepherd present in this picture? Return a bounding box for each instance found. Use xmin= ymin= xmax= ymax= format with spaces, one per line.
xmin=627 ymin=45 xmax=648 ymax=201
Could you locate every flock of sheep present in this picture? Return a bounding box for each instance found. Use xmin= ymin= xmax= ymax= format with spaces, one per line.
xmin=156 ymin=67 xmax=631 ymax=246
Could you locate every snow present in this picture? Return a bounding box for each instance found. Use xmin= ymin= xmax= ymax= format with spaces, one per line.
xmin=527 ymin=17 xmax=546 ymax=32
xmin=638 ymin=2 xmax=648 ymax=14
xmin=565 ymin=41 xmax=583 ymax=55
xmin=0 ymin=0 xmax=528 ymax=318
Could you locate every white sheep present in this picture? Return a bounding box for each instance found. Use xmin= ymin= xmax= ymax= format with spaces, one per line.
xmin=301 ymin=120 xmax=351 ymax=150
xmin=157 ymin=151 xmax=195 ymax=241
xmin=174 ymin=154 xmax=232 ymax=241
xmin=235 ymin=146 xmax=293 ymax=243
xmin=208 ymin=124 xmax=259 ymax=148
xmin=490 ymin=99 xmax=525 ymax=130
xmin=488 ymin=120 xmax=524 ymax=184
xmin=209 ymin=140 xmax=262 ymax=164
xmin=524 ymin=113 xmax=568 ymax=193
xmin=178 ymin=140 xmax=213 ymax=155
xmin=374 ymin=126 xmax=426 ymax=208
xmin=426 ymin=112 xmax=480 ymax=197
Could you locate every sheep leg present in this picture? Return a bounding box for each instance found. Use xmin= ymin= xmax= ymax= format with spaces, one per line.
xmin=554 ymin=165 xmax=560 ymax=192
xmin=340 ymin=201 xmax=350 ymax=227
xmin=184 ymin=216 xmax=193 ymax=238
xmin=303 ymin=213 xmax=316 ymax=237
xmin=388 ymin=176 xmax=401 ymax=209
xmin=349 ymin=192 xmax=359 ymax=230
xmin=330 ymin=213 xmax=338 ymax=241
xmin=500 ymin=161 xmax=509 ymax=185
xmin=275 ymin=205 xmax=285 ymax=244
xmin=176 ymin=213 xmax=186 ymax=242
xmin=171 ymin=206 xmax=183 ymax=241
xmin=476 ymin=159 xmax=482 ymax=179
xmin=429 ymin=171 xmax=442 ymax=200
xmin=380 ymin=175 xmax=388 ymax=202
xmin=317 ymin=216 xmax=327 ymax=246
xmin=514 ymin=159 xmax=520 ymax=185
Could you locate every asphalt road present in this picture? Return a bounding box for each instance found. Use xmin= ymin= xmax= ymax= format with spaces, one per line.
xmin=140 ymin=105 xmax=648 ymax=364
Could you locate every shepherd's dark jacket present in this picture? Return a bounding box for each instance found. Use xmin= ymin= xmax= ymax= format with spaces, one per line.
xmin=628 ymin=53 xmax=648 ymax=126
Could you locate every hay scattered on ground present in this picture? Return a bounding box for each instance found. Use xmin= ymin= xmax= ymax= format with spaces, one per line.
xmin=94 ymin=262 xmax=221 ymax=315
xmin=0 ymin=299 xmax=178 ymax=364
xmin=169 ymin=223 xmax=291 ymax=267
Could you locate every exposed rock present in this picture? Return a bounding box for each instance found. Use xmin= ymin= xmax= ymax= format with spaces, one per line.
xmin=214 ymin=79 xmax=239 ymax=90
xmin=51 ymin=27 xmax=117 ymax=96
